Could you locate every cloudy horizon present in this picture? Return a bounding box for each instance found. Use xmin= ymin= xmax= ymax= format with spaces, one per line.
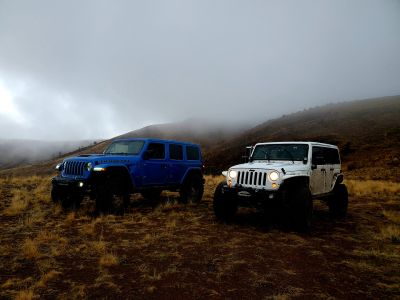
xmin=0 ymin=0 xmax=399 ymax=140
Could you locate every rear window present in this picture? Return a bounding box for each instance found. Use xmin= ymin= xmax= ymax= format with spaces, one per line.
xmin=186 ymin=146 xmax=200 ymax=160
xmin=312 ymin=146 xmax=340 ymax=165
xmin=169 ymin=144 xmax=183 ymax=160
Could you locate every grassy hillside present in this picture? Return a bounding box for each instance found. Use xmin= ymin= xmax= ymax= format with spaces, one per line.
xmin=1 ymin=96 xmax=399 ymax=181
xmin=205 ymin=96 xmax=400 ymax=181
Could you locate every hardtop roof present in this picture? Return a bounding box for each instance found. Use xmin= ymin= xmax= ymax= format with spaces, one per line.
xmin=112 ymin=138 xmax=200 ymax=147
xmin=254 ymin=141 xmax=338 ymax=149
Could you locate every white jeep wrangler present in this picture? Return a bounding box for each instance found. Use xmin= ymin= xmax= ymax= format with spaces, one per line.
xmin=213 ymin=142 xmax=348 ymax=229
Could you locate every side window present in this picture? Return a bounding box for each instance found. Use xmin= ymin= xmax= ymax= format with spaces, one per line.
xmin=312 ymin=147 xmax=325 ymax=165
xmin=146 ymin=143 xmax=165 ymax=159
xmin=186 ymin=146 xmax=200 ymax=161
xmin=169 ymin=144 xmax=183 ymax=160
xmin=325 ymin=148 xmax=340 ymax=164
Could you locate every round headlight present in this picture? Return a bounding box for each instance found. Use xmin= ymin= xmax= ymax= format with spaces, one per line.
xmin=269 ymin=171 xmax=279 ymax=181
xmin=86 ymin=162 xmax=93 ymax=171
xmin=55 ymin=162 xmax=64 ymax=171
xmin=229 ymin=170 xmax=238 ymax=179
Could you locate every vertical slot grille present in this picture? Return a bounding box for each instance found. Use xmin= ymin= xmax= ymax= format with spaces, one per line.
xmin=236 ymin=170 xmax=270 ymax=188
xmin=63 ymin=161 xmax=86 ymax=176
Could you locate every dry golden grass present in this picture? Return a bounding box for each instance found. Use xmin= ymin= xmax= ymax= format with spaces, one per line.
xmin=346 ymin=179 xmax=400 ymax=197
xmin=99 ymin=253 xmax=118 ymax=267
xmin=0 ymin=175 xmax=399 ymax=299
xmin=3 ymin=188 xmax=29 ymax=216
xmin=22 ymin=238 xmax=40 ymax=259
xmin=36 ymin=270 xmax=62 ymax=288
xmin=15 ymin=289 xmax=34 ymax=300
xmin=380 ymin=225 xmax=400 ymax=243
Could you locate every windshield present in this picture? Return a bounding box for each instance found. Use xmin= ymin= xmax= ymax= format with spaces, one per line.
xmin=104 ymin=140 xmax=145 ymax=155
xmin=251 ymin=144 xmax=309 ymax=162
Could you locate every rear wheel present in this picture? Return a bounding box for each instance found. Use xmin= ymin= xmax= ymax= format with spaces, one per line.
xmin=329 ymin=184 xmax=348 ymax=218
xmin=213 ymin=182 xmax=237 ymax=222
xmin=179 ymin=174 xmax=204 ymax=204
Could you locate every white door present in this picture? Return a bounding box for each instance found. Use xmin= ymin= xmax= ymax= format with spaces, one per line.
xmin=310 ymin=146 xmax=326 ymax=195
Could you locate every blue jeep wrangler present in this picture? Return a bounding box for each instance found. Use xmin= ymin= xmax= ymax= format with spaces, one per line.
xmin=51 ymin=138 xmax=204 ymax=213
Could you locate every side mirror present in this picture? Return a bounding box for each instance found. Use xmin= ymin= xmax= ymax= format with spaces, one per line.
xmin=311 ymin=164 xmax=317 ymax=170
xmin=303 ymin=157 xmax=308 ymax=165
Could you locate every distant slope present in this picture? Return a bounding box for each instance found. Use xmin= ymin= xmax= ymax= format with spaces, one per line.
xmin=1 ymin=96 xmax=399 ymax=181
xmin=0 ymin=120 xmax=250 ymax=177
xmin=116 ymin=119 xmax=249 ymax=148
xmin=0 ymin=139 xmax=99 ymax=170
xmin=205 ymin=95 xmax=400 ymax=180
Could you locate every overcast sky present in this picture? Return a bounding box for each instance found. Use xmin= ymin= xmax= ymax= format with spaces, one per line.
xmin=0 ymin=0 xmax=399 ymax=140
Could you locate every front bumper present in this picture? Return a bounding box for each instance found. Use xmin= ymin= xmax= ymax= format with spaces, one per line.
xmin=221 ymin=184 xmax=281 ymax=208
xmin=52 ymin=176 xmax=91 ymax=195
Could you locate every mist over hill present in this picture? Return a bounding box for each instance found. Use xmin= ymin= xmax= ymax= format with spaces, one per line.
xmin=1 ymin=96 xmax=399 ymax=181
xmin=205 ymin=95 xmax=400 ymax=180
xmin=0 ymin=139 xmax=99 ymax=170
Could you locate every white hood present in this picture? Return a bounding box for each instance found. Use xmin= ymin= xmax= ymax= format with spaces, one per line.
xmin=230 ymin=160 xmax=308 ymax=173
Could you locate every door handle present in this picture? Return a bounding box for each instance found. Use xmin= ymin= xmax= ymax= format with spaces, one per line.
xmin=330 ymin=168 xmax=334 ymax=171
xmin=321 ymin=168 xmax=326 ymax=172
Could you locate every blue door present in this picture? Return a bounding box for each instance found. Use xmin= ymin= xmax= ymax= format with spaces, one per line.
xmin=142 ymin=143 xmax=168 ymax=186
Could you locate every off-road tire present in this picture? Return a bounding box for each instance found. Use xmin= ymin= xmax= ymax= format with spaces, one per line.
xmin=213 ymin=182 xmax=237 ymax=222
xmin=51 ymin=186 xmax=82 ymax=210
xmin=95 ymin=177 xmax=130 ymax=215
xmin=179 ymin=174 xmax=204 ymax=204
xmin=329 ymin=184 xmax=348 ymax=219
xmin=51 ymin=185 xmax=60 ymax=203
xmin=283 ymin=184 xmax=313 ymax=231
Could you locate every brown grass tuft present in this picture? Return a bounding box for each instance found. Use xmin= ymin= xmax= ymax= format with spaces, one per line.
xmin=346 ymin=180 xmax=400 ymax=197
xmin=4 ymin=189 xmax=29 ymax=216
xmin=380 ymin=225 xmax=400 ymax=243
xmin=36 ymin=270 xmax=62 ymax=288
xmin=22 ymin=238 xmax=40 ymax=259
xmin=15 ymin=289 xmax=34 ymax=300
xmin=99 ymin=253 xmax=118 ymax=267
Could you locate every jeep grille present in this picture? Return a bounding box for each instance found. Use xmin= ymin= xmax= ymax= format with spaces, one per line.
xmin=64 ymin=161 xmax=86 ymax=176
xmin=237 ymin=170 xmax=268 ymax=188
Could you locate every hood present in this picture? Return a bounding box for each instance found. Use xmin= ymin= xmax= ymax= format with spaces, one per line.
xmin=230 ymin=160 xmax=308 ymax=173
xmin=64 ymin=154 xmax=141 ymax=165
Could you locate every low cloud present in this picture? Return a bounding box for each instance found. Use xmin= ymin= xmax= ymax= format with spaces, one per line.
xmin=0 ymin=0 xmax=399 ymax=140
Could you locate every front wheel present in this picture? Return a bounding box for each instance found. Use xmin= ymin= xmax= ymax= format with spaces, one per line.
xmin=95 ymin=178 xmax=130 ymax=215
xmin=179 ymin=174 xmax=204 ymax=204
xmin=283 ymin=184 xmax=313 ymax=231
xmin=213 ymin=182 xmax=237 ymax=222
xmin=51 ymin=185 xmax=82 ymax=210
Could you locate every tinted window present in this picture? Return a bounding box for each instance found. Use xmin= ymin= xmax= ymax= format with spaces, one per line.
xmin=312 ymin=147 xmax=325 ymax=165
xmin=312 ymin=146 xmax=340 ymax=165
xmin=186 ymin=146 xmax=200 ymax=160
xmin=169 ymin=144 xmax=183 ymax=160
xmin=325 ymin=148 xmax=340 ymax=164
xmin=146 ymin=143 xmax=165 ymax=159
